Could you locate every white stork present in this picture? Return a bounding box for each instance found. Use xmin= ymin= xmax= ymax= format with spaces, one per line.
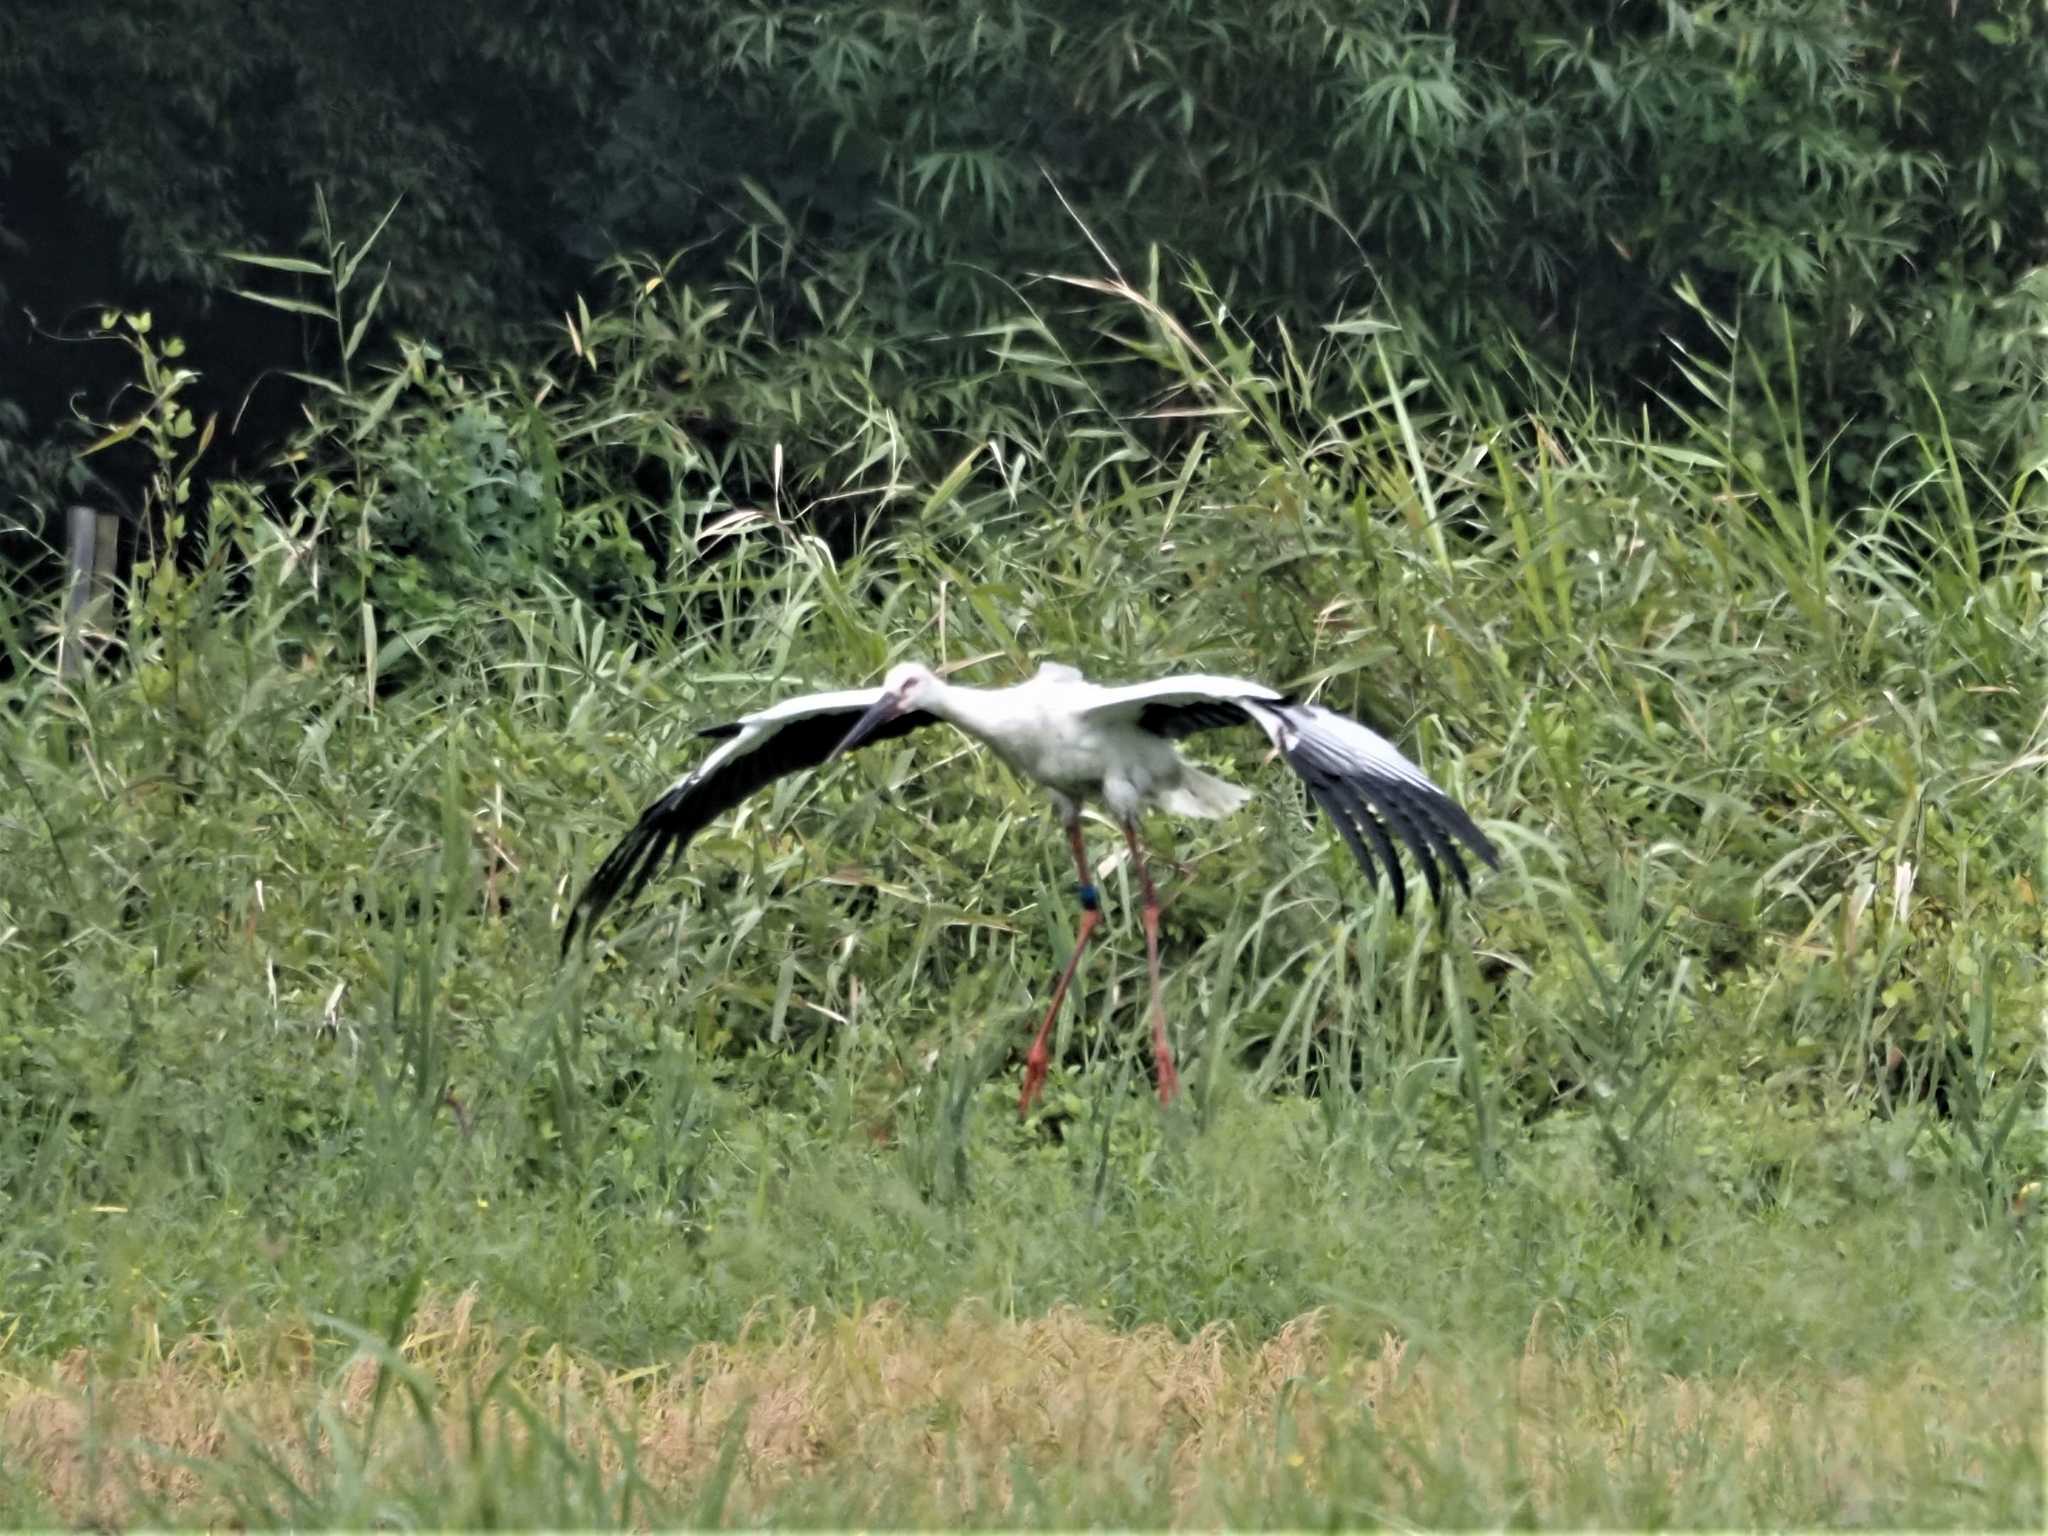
xmin=564 ymin=660 xmax=1497 ymax=1112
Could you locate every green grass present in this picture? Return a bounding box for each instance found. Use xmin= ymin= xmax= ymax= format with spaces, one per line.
xmin=1 ymin=273 xmax=2042 ymax=1524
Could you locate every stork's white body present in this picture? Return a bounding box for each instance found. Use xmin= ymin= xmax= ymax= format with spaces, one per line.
xmin=915 ymin=663 xmax=1252 ymax=822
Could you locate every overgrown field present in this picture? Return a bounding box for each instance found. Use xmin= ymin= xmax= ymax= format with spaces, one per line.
xmin=7 ymin=1293 xmax=2038 ymax=1527
xmin=1 ymin=277 xmax=2042 ymax=1525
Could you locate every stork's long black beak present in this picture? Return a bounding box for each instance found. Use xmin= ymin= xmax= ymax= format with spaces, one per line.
xmin=829 ymin=692 xmax=906 ymax=761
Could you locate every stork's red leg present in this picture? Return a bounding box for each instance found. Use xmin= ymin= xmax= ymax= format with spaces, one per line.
xmin=1122 ymin=821 xmax=1181 ymax=1106
xmin=1020 ymin=819 xmax=1101 ymax=1115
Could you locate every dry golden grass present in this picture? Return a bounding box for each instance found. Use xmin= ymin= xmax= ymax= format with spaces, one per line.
xmin=4 ymin=1290 xmax=2039 ymax=1526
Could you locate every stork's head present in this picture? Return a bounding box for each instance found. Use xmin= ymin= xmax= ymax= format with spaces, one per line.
xmin=830 ymin=661 xmax=939 ymax=760
xmin=879 ymin=660 xmax=940 ymax=707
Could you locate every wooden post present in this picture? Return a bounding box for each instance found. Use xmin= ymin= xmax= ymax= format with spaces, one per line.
xmin=59 ymin=503 xmax=121 ymax=678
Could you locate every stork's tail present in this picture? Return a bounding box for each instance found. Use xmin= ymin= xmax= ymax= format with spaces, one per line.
xmin=1160 ymin=764 xmax=1252 ymax=820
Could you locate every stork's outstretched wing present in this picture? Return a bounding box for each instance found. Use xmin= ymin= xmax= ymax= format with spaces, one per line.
xmin=1082 ymin=675 xmax=1497 ymax=912
xmin=563 ymin=687 xmax=941 ymax=951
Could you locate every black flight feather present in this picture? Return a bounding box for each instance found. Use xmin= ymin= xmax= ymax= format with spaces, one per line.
xmin=563 ymin=705 xmax=936 ymax=952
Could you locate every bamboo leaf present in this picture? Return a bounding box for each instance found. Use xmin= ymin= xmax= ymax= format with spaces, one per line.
xmin=80 ymin=417 xmax=146 ymax=456
xmin=350 ymin=371 xmax=410 ymax=442
xmin=221 ymin=251 xmax=327 ymax=275
xmin=918 ymin=446 xmax=980 ymax=518
xmin=343 ymin=268 xmax=389 ymax=361
xmin=738 ymin=176 xmax=788 ymax=227
xmin=338 ymin=196 xmax=403 ymax=291
xmin=283 ymin=370 xmax=347 ymax=397
xmin=230 ymin=288 xmax=337 ymax=321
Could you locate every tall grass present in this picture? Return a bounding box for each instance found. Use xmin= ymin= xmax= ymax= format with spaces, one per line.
xmin=1 ymin=264 xmax=2041 ymax=1524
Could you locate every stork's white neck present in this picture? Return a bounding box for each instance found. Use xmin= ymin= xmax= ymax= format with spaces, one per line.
xmin=917 ymin=674 xmax=1001 ymax=745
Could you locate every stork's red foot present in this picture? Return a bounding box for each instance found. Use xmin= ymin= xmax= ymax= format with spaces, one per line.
xmin=1154 ymin=1041 xmax=1181 ymax=1105
xmin=1019 ymin=1050 xmax=1049 ymax=1116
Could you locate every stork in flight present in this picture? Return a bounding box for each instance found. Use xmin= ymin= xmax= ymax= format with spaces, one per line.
xmin=564 ymin=661 xmax=1497 ymax=1112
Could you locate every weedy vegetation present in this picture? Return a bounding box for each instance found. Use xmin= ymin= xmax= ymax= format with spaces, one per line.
xmin=2 ymin=219 xmax=2043 ymax=1523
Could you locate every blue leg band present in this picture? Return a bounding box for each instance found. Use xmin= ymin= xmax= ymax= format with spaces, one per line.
xmin=1076 ymin=882 xmax=1100 ymax=911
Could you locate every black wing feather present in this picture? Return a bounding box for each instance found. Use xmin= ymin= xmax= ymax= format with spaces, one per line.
xmin=1298 ymin=772 xmax=1390 ymax=906
xmin=1397 ymin=787 xmax=1476 ymax=897
xmin=1137 ymin=697 xmax=1285 ymax=739
xmin=1295 ymin=731 xmax=1449 ymax=908
xmin=1283 ymin=740 xmax=1412 ymax=912
xmin=1151 ymin=695 xmax=1496 ymax=909
xmin=1412 ymin=785 xmax=1493 ymax=869
xmin=563 ymin=706 xmax=936 ymax=952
